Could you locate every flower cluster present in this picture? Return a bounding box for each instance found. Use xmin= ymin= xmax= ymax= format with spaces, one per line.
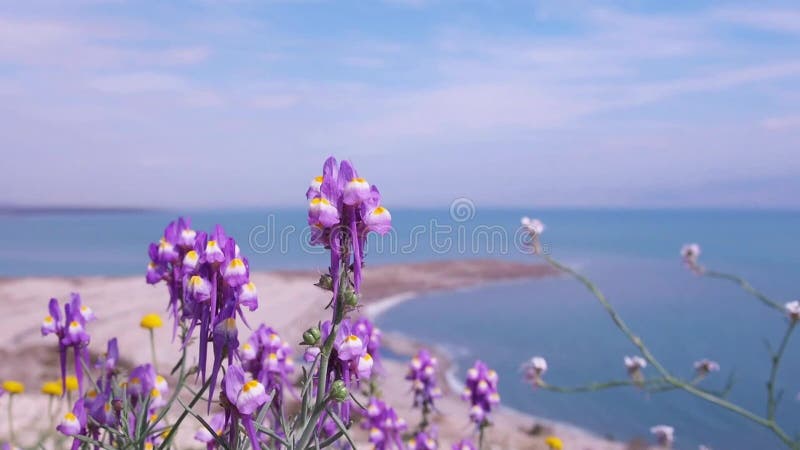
xmin=41 ymin=293 xmax=96 ymax=395
xmin=239 ymin=324 xmax=295 ymax=424
xmin=146 ymin=218 xmax=259 ymax=404
xmin=53 ymin=347 xmax=172 ymax=450
xmin=406 ymin=349 xmax=442 ymax=410
xmin=362 ymin=397 xmax=407 ymax=450
xmin=461 ymin=361 xmax=500 ymax=425
xmin=306 ymin=157 xmax=391 ymax=307
xmin=305 ymin=318 xmax=377 ymax=422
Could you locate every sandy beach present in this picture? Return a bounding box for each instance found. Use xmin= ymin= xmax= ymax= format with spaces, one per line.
xmin=0 ymin=259 xmax=640 ymax=449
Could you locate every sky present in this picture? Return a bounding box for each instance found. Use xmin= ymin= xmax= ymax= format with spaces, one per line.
xmin=1 ymin=0 xmax=799 ymax=209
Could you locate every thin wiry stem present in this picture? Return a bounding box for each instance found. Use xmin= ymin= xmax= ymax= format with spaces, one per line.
xmin=703 ymin=269 xmax=784 ymax=313
xmin=541 ymin=254 xmax=798 ymax=449
xmin=537 ymin=377 xmax=670 ymax=393
xmin=767 ymin=322 xmax=797 ymax=420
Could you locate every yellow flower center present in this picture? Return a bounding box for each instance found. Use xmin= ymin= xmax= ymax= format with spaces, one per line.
xmin=44 ymin=316 xmax=54 ymax=323
xmin=190 ymin=275 xmax=204 ymax=287
xmin=64 ymin=412 xmax=77 ymax=421
xmin=373 ymin=206 xmax=387 ymax=215
xmin=207 ymin=240 xmax=218 ymax=248
xmin=243 ymin=380 xmax=260 ymax=392
xmin=314 ymin=175 xmax=324 ymax=182
xmin=229 ymin=258 xmax=244 ymax=269
xmin=185 ymin=250 xmax=198 ymax=261
xmin=352 ymin=177 xmax=366 ymax=183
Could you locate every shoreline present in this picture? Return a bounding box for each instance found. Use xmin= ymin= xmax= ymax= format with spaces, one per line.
xmin=0 ymin=258 xmax=632 ymax=449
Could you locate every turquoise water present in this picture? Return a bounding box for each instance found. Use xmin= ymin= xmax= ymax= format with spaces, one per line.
xmin=2 ymin=208 xmax=799 ymax=449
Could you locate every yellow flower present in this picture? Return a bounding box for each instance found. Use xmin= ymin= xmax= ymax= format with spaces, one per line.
xmin=2 ymin=380 xmax=25 ymax=394
xmin=545 ymin=436 xmax=564 ymax=450
xmin=140 ymin=313 xmax=164 ymax=330
xmin=65 ymin=375 xmax=79 ymax=392
xmin=41 ymin=381 xmax=63 ymax=397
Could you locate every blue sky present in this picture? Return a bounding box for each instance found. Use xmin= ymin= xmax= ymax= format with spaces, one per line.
xmin=1 ymin=0 xmax=799 ymax=208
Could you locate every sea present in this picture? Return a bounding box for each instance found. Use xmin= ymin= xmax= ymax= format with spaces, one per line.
xmin=2 ymin=207 xmax=799 ymax=449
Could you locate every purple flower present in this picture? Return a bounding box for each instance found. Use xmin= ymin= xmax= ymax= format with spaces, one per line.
xmin=194 ymin=413 xmax=227 ymax=449
xmin=406 ymin=349 xmax=441 ymax=410
xmin=310 ymin=318 xmax=376 ymax=422
xmin=361 ymin=398 xmax=407 ymax=450
xmin=451 ymin=440 xmax=477 ymax=450
xmin=147 ymin=218 xmax=259 ymax=408
xmin=461 ymin=361 xmax=500 ymax=425
xmin=222 ymin=364 xmax=269 ymax=450
xmin=354 ymin=317 xmax=383 ymax=371
xmin=42 ymin=293 xmax=94 ymax=395
xmin=239 ymin=325 xmax=295 ymax=423
xmin=408 ymin=430 xmax=438 ymax=450
xmin=306 ymin=157 xmax=392 ymax=303
xmin=57 ymin=399 xmax=87 ymax=450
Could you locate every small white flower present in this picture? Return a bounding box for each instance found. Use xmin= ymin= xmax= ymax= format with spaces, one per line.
xmin=681 ymin=243 xmax=700 ymax=260
xmin=786 ymin=301 xmax=800 ymax=321
xmin=650 ymin=424 xmax=675 ymax=446
xmin=693 ymin=359 xmax=720 ymax=374
xmin=521 ymin=216 xmax=545 ymax=235
xmin=624 ymin=355 xmax=647 ymax=371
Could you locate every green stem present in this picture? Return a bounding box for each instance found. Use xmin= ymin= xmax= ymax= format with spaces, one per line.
xmin=704 ymin=270 xmax=784 ymax=312
xmin=296 ymin=396 xmax=332 ymax=450
xmin=7 ymin=395 xmax=15 ymax=446
xmin=478 ymin=421 xmax=486 ymax=450
xmin=767 ymin=322 xmax=796 ymax=420
xmin=537 ymin=377 xmax=670 ymax=393
xmin=543 ymin=255 xmax=671 ymax=377
xmin=149 ymin=329 xmax=159 ymax=372
xmin=157 ymin=374 xmax=213 ymax=450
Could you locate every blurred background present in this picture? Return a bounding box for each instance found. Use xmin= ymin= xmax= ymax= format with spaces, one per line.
xmin=2 ymin=2 xmax=799 ymax=449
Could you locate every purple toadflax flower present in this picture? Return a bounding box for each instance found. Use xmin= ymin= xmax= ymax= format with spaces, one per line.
xmin=461 ymin=361 xmax=500 ymax=425
xmin=194 ymin=413 xmax=227 ymax=450
xmin=42 ymin=293 xmax=95 ymax=395
xmin=406 ymin=349 xmax=442 ymax=412
xmin=408 ymin=429 xmax=439 ymax=450
xmin=57 ymin=398 xmax=87 ymax=450
xmin=147 ymin=218 xmax=260 ymax=408
xmin=451 ymin=440 xmax=477 ymax=450
xmin=239 ymin=324 xmax=295 ymax=429
xmin=304 ymin=318 xmax=376 ymax=422
xmin=306 ymin=157 xmax=392 ymax=310
xmin=361 ymin=397 xmax=407 ymax=450
xmin=221 ymin=363 xmax=270 ymax=450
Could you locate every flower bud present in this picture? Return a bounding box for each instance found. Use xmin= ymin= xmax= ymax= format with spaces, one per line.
xmin=302 ymin=327 xmax=321 ymax=345
xmin=330 ymin=379 xmax=348 ymax=402
xmin=315 ymin=274 xmax=333 ymax=291
xmin=344 ymin=289 xmax=359 ymax=307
